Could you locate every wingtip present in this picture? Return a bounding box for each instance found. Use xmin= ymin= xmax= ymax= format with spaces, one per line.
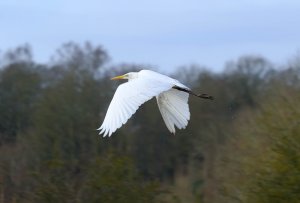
xmin=97 ymin=126 xmax=107 ymax=137
xmin=171 ymin=129 xmax=176 ymax=135
xmin=97 ymin=127 xmax=101 ymax=135
xmin=97 ymin=126 xmax=117 ymax=137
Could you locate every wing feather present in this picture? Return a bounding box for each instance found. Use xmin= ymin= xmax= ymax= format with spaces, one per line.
xmin=156 ymin=89 xmax=190 ymax=134
xmin=98 ymin=77 xmax=173 ymax=136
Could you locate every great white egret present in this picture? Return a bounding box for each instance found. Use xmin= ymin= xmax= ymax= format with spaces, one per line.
xmin=98 ymin=70 xmax=213 ymax=136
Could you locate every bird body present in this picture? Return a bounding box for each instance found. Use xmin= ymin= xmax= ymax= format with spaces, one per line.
xmin=98 ymin=70 xmax=212 ymax=136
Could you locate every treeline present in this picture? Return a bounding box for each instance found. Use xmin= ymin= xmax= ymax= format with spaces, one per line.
xmin=0 ymin=42 xmax=300 ymax=203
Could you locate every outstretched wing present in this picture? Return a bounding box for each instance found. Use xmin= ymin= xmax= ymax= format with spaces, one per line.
xmin=156 ymin=89 xmax=190 ymax=134
xmin=98 ymin=78 xmax=173 ymax=136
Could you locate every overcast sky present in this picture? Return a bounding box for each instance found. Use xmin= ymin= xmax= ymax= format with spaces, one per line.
xmin=1 ymin=0 xmax=300 ymax=72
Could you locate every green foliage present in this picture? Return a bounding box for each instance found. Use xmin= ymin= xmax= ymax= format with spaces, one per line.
xmin=1 ymin=43 xmax=300 ymax=203
xmin=32 ymin=69 xmax=102 ymax=162
xmin=0 ymin=62 xmax=41 ymax=144
xmin=216 ymin=84 xmax=300 ymax=203
xmin=81 ymin=152 xmax=160 ymax=203
xmin=245 ymin=88 xmax=300 ymax=203
xmin=23 ymin=152 xmax=160 ymax=203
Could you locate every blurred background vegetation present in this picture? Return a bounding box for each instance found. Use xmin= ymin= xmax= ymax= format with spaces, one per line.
xmin=1 ymin=42 xmax=300 ymax=203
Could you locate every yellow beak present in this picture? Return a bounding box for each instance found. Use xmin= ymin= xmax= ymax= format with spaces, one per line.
xmin=111 ymin=74 xmax=126 ymax=80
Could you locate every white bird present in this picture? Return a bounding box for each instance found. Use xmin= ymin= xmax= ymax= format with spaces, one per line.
xmin=98 ymin=70 xmax=213 ymax=136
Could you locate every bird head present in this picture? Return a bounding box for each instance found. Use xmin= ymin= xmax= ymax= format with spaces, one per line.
xmin=111 ymin=72 xmax=138 ymax=81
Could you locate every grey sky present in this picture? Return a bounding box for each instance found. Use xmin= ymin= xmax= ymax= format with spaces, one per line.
xmin=1 ymin=0 xmax=300 ymax=72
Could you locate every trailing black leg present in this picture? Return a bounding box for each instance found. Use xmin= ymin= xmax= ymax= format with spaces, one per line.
xmin=172 ymin=86 xmax=214 ymax=100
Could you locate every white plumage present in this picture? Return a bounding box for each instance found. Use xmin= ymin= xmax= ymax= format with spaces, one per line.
xmin=98 ymin=70 xmax=191 ymax=136
xmin=157 ymin=89 xmax=190 ymax=134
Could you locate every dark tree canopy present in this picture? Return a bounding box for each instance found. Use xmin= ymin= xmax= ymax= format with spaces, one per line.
xmin=0 ymin=43 xmax=300 ymax=203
